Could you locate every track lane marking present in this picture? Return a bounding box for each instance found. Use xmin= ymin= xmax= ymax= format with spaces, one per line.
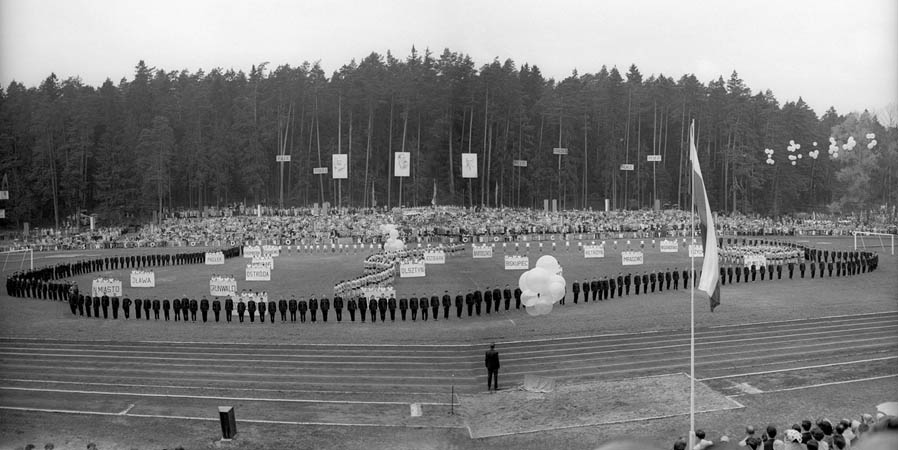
xmin=697 ymin=356 xmax=898 ymax=381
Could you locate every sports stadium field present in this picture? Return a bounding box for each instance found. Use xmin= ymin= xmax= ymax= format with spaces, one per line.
xmin=1 ymin=235 xmax=896 ymax=449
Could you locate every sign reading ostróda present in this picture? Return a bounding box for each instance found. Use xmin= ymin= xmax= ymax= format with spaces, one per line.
xmin=660 ymin=240 xmax=679 ymax=253
xmin=423 ymin=250 xmax=446 ymax=264
xmin=91 ymin=278 xmax=122 ymax=297
xmin=210 ymin=278 xmax=238 ymax=296
xmin=472 ymin=245 xmax=493 ymax=259
xmin=129 ymin=270 xmax=156 ymax=288
xmin=252 ymin=256 xmax=274 ymax=270
xmin=245 ymin=264 xmax=271 ymax=281
xmin=205 ymin=251 xmax=225 ymax=265
xmin=621 ymin=251 xmax=644 ymax=266
xmin=504 ymin=255 xmax=529 ymax=270
xmin=399 ymin=262 xmax=426 ymax=278
xmin=243 ymin=245 xmax=262 ymax=258
xmin=688 ymin=244 xmax=704 ymax=258
xmin=583 ymin=244 xmax=605 ymax=258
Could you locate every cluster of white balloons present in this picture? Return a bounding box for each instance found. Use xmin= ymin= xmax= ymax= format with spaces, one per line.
xmin=786 ymin=140 xmax=803 ymax=165
xmin=763 ymin=148 xmax=775 ymax=165
xmin=379 ymin=224 xmax=406 ymax=252
xmin=866 ymin=133 xmax=878 ymax=149
xmin=828 ymin=137 xmax=840 ymax=158
xmin=517 ymin=255 xmax=566 ymax=316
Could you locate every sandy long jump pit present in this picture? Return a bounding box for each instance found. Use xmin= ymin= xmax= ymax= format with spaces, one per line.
xmin=458 ymin=373 xmax=743 ymax=439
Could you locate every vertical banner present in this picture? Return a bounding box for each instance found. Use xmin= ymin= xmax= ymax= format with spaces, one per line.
xmin=395 ymin=152 xmax=411 ymax=177
xmin=462 ymin=153 xmax=478 ymax=178
xmin=332 ymin=154 xmax=348 ymax=179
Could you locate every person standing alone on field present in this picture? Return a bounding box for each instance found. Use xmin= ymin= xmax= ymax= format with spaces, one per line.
xmin=485 ymin=343 xmax=500 ymax=392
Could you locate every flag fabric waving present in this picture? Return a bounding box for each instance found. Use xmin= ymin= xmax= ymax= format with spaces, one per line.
xmin=690 ymin=122 xmax=721 ymax=311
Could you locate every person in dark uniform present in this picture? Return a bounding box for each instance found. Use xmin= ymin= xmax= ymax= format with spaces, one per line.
xmin=247 ymin=298 xmax=257 ymax=323
xmin=430 ymin=295 xmax=440 ymax=320
xmin=466 ymin=292 xmax=474 ymax=317
xmin=84 ymin=295 xmax=94 ymax=318
xmin=759 ymin=264 xmax=767 ymax=281
xmin=484 ymin=288 xmax=493 ymax=313
xmin=346 ymin=296 xmax=356 ymax=322
xmin=623 ymin=272 xmax=630 ymax=296
xmin=409 ymin=296 xmax=418 ymax=321
xmin=180 ymin=297 xmax=189 ymax=323
xmin=333 ymin=295 xmax=343 ymax=322
xmin=212 ymin=299 xmax=221 ymax=322
xmin=799 ymin=261 xmax=806 ymax=278
xmin=288 ymin=296 xmax=297 ymax=322
xmin=107 ymin=295 xmax=119 ymax=319
xmin=810 ymin=260 xmax=817 ymax=278
xmin=151 ymin=297 xmax=160 ymax=320
xmin=188 ymin=298 xmax=198 ymax=322
xmin=225 ymin=297 xmax=234 ymax=322
xmin=666 ymin=269 xmax=673 ymax=290
xmin=642 ymin=272 xmax=649 ymax=293
xmin=160 ymin=298 xmax=170 ymax=320
xmin=650 ymin=272 xmax=658 ymax=292
xmin=399 ymin=297 xmax=408 ymax=321
xmin=298 ymin=298 xmax=308 ymax=323
xmin=514 ymin=287 xmax=522 ymax=309
xmin=200 ymin=297 xmax=210 ymax=323
xmin=308 ymin=296 xmax=318 ymax=323
xmin=672 ymin=269 xmax=680 ymax=289
xmin=485 ymin=343 xmax=500 ymax=391
xmin=492 ymin=287 xmax=501 ymax=312
xmin=68 ymin=294 xmax=79 ymax=315
xmin=474 ymin=290 xmax=483 ymax=315
xmin=634 ymin=274 xmax=641 ymax=295
xmin=278 ymin=298 xmax=288 ymax=322
xmin=237 ymin=300 xmax=247 ymax=322
xmin=827 ymin=260 xmax=834 ymax=277
xmin=267 ymin=298 xmax=276 ymax=323
xmin=320 ymin=296 xmax=330 ymax=322
xmin=388 ymin=296 xmax=397 ymax=321
xmin=590 ymin=280 xmax=599 ymax=302
xmin=571 ymin=279 xmax=580 ymax=303
xmin=132 ymin=298 xmax=140 ymax=319
xmin=357 ymin=296 xmax=366 ymax=322
xmin=172 ymin=297 xmax=181 ymax=321
xmin=377 ymin=296 xmax=387 ymax=322
xmin=369 ymin=297 xmax=378 ymax=323
xmin=683 ymin=269 xmax=690 ymax=289
xmin=455 ymin=292 xmax=464 ymax=318
xmin=78 ymin=294 xmax=87 ymax=316
xmin=776 ymin=263 xmax=782 ymax=280
xmin=419 ymin=296 xmax=429 ymax=321
xmin=442 ymin=291 xmax=452 ymax=319
xmin=581 ymin=280 xmax=590 ymax=303
xmin=93 ymin=296 xmax=102 ymax=318
xmin=750 ymin=264 xmax=757 ymax=281
xmin=258 ymin=299 xmax=267 ymax=323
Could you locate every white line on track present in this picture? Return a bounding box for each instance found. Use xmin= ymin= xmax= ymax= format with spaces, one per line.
xmin=727 ymin=374 xmax=898 ymax=397
xmin=0 ymin=386 xmax=455 ymax=406
xmin=119 ymin=403 xmax=135 ymax=415
xmin=698 ymin=356 xmax=898 ymax=381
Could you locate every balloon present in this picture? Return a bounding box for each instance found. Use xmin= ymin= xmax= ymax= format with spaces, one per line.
xmin=520 ymin=290 xmax=540 ymax=307
xmin=548 ymin=279 xmax=566 ymax=301
xmin=535 ymin=255 xmax=562 ymax=275
xmin=791 ymin=161 xmax=796 ymax=165
xmin=798 ymin=154 xmax=802 ymax=159
xmin=813 ymin=142 xmax=818 ymax=146
xmin=789 ymin=140 xmax=795 ymax=145
xmin=525 ymin=302 xmax=553 ymax=316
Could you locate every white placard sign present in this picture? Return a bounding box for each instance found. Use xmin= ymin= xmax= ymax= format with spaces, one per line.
xmin=243 ymin=245 xmax=262 ymax=258
xmin=504 ymin=255 xmax=530 ymax=270
xmin=621 ymin=251 xmax=644 ymax=266
xmin=660 ymin=240 xmax=679 ymax=253
xmin=91 ymin=278 xmax=122 ymax=297
xmin=620 ymin=164 xmax=635 ymax=171
xmin=252 ymin=256 xmax=274 ymax=269
xmin=205 ymin=251 xmax=225 ymax=265
xmin=399 ymin=261 xmax=426 ymax=278
xmin=210 ymin=278 xmax=238 ymax=296
xmin=332 ymin=154 xmax=348 ymax=179
xmin=245 ymin=264 xmax=271 ymax=281
xmin=583 ymin=244 xmax=605 ymax=258
xmin=0 ymin=191 xmax=7 ymax=200
xmin=129 ymin=270 xmax=156 ymax=288
xmin=744 ymin=254 xmax=767 ymax=268
xmin=688 ymin=244 xmax=704 ymax=258
xmin=472 ymin=245 xmax=493 ymax=258
xmin=262 ymin=245 xmax=281 ymax=257
xmin=276 ymin=154 xmax=291 ymax=162
xmin=512 ymin=159 xmax=528 ymax=167
xmin=553 ymin=147 xmax=568 ymax=155
xmin=313 ymin=167 xmax=328 ymax=175
xmin=394 ymin=152 xmax=410 ymax=177
xmin=647 ymin=154 xmax=662 ymax=162
xmin=462 ymin=153 xmax=478 ymax=178
xmin=423 ymin=250 xmax=446 ymax=264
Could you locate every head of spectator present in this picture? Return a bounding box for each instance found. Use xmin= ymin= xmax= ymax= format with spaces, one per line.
xmin=811 ymin=427 xmax=825 ymax=442
xmin=744 ymin=436 xmax=761 ymax=450
xmin=831 ymin=435 xmax=846 ymax=450
xmin=818 ymin=419 xmax=834 ymax=437
xmin=805 ymin=440 xmax=818 ymax=450
xmin=766 ymin=425 xmax=778 ymax=440
xmin=672 ymin=438 xmax=686 ymax=450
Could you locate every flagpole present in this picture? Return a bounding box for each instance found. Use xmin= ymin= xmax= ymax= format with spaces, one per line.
xmin=689 ymin=120 xmax=696 ymax=450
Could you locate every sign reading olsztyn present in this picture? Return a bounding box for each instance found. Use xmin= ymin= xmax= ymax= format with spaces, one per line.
xmin=129 ymin=270 xmax=155 ymax=288
xmin=688 ymin=244 xmax=704 ymax=258
xmin=91 ymin=278 xmax=122 ymax=297
xmin=205 ymin=251 xmax=225 ymax=265
xmin=472 ymin=245 xmax=493 ymax=258
xmin=583 ymin=244 xmax=605 ymax=258
xmin=245 ymin=264 xmax=271 ymax=281
xmin=399 ymin=261 xmax=426 ymax=278
xmin=423 ymin=250 xmax=446 ymax=264
xmin=621 ymin=251 xmax=644 ymax=266
xmin=243 ymin=246 xmax=262 ymax=258
xmin=504 ymin=255 xmax=529 ymax=270
xmin=210 ymin=278 xmax=238 ymax=296
xmin=660 ymin=240 xmax=679 ymax=253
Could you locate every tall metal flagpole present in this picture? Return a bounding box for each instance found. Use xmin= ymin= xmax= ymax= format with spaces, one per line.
xmin=689 ymin=119 xmax=696 ymax=450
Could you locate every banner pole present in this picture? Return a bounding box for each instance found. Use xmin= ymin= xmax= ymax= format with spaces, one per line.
xmin=689 ymin=120 xmax=696 ymax=450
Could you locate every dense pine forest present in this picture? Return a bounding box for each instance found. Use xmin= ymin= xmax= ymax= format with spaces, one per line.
xmin=1 ymin=47 xmax=895 ymax=228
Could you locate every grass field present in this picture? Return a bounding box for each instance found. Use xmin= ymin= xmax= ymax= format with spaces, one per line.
xmin=0 ymin=235 xmax=896 ymax=449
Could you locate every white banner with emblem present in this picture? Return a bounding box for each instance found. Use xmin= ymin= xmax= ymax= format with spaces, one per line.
xmin=262 ymin=245 xmax=281 ymax=257
xmin=688 ymin=244 xmax=704 ymax=258
xmin=129 ymin=270 xmax=156 ymax=288
xmin=245 ymin=264 xmax=271 ymax=281
xmin=423 ymin=250 xmax=446 ymax=264
xmin=251 ymin=256 xmax=274 ymax=270
xmin=743 ymin=254 xmax=767 ymax=268
xmin=472 ymin=244 xmax=493 ymax=258
xmin=504 ymin=255 xmax=529 ymax=270
xmin=621 ymin=251 xmax=645 ymax=266
xmin=399 ymin=261 xmax=426 ymax=278
xmin=91 ymin=278 xmax=122 ymax=297
xmin=243 ymin=245 xmax=262 ymax=258
xmin=583 ymin=244 xmax=605 ymax=258
xmin=660 ymin=240 xmax=679 ymax=253
xmin=210 ymin=278 xmax=238 ymax=296
xmin=205 ymin=251 xmax=225 ymax=265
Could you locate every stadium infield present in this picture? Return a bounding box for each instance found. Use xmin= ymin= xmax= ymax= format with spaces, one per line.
xmin=0 ymin=234 xmax=896 ymax=449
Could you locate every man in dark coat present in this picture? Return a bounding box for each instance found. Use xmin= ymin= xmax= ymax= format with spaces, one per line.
xmin=581 ymin=280 xmax=590 ymax=303
xmin=333 ymin=295 xmax=344 ymax=322
xmin=200 ymin=297 xmax=210 ymax=322
xmin=320 ymin=296 xmax=330 ymax=322
xmin=278 ymin=298 xmax=288 ymax=322
xmin=622 ymin=272 xmax=630 ymax=296
xmin=485 ymin=343 xmax=500 ymax=391
xmin=237 ymin=300 xmax=247 ymax=322
xmin=111 ymin=296 xmax=120 ymax=319
xmin=308 ymin=297 xmax=318 ymax=323
xmin=409 ymin=296 xmax=418 ymax=321
xmin=288 ymin=297 xmax=297 ymax=322
xmin=466 ymin=293 xmax=474 ymax=316
xmin=572 ymin=280 xmax=580 ymax=303
xmin=474 ymin=290 xmax=483 ymax=315
xmin=430 ymin=295 xmax=440 ymax=320
xmin=388 ymin=296 xmax=397 ymax=321
xmin=357 ymin=296 xmax=366 ymax=322
xmin=225 ymin=297 xmax=234 ymax=322
xmin=247 ymin=299 xmax=257 ymax=323
xmin=161 ymin=298 xmax=170 ymax=321
xmin=267 ymin=299 xmax=276 ymax=323
xmin=419 ymin=296 xmax=429 ymax=321
xmin=212 ymin=299 xmax=221 ymax=322
xmin=399 ymin=297 xmax=408 ymax=321
xmin=180 ymin=297 xmax=189 ymax=323
xmin=258 ymin=299 xmax=267 ymax=323
xmin=442 ymin=291 xmax=452 ymax=319
xmin=346 ymin=296 xmax=356 ymax=322
xmin=369 ymin=297 xmax=378 ymax=323
xmin=132 ymin=298 xmax=141 ymax=319
xmin=297 ymin=298 xmax=308 ymax=323
xmin=149 ymin=297 xmax=159 ymax=320
xmin=93 ymin=296 xmax=102 ymax=318
xmin=101 ymin=295 xmax=111 ymax=319
xmin=377 ymin=296 xmax=388 ymax=322
xmin=514 ymin=287 xmax=522 ymax=309
xmin=484 ymin=288 xmax=493 ymax=314
xmin=189 ymin=298 xmax=198 ymax=322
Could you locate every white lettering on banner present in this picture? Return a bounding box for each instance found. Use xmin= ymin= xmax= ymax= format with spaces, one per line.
xmin=245 ymin=265 xmax=271 ymax=281
xmin=205 ymin=252 xmax=225 ymax=265
xmin=399 ymin=262 xmax=426 ymax=278
xmin=210 ymin=278 xmax=238 ymax=296
xmin=660 ymin=240 xmax=679 ymax=253
xmin=91 ymin=279 xmax=122 ymax=297
xmin=583 ymin=245 xmax=605 ymax=259
xmin=620 ymin=164 xmax=635 ymax=171
xmin=423 ymin=251 xmax=446 ymax=264
xmin=129 ymin=271 xmax=155 ymax=288
xmin=743 ymin=254 xmax=768 ymax=268
xmin=243 ymin=246 xmax=262 ymax=258
xmin=621 ymin=251 xmax=644 ymax=266
xmin=688 ymin=244 xmax=704 ymax=258
xmin=504 ymin=255 xmax=529 ymax=270
xmin=313 ymin=167 xmax=328 ymax=175
xmin=276 ymin=155 xmax=291 ymax=162
xmin=262 ymin=245 xmax=281 ymax=257
xmin=252 ymin=256 xmax=274 ymax=270
xmin=472 ymin=245 xmax=493 ymax=259
xmin=647 ymin=154 xmax=662 ymax=162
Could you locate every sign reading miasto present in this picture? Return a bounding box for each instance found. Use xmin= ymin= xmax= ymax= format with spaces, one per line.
xmin=91 ymin=278 xmax=122 ymax=297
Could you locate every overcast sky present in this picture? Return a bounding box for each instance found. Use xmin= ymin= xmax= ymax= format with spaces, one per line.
xmin=1 ymin=0 xmax=896 ymax=116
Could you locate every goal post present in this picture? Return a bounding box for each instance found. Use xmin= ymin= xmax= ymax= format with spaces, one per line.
xmin=1 ymin=248 xmax=34 ymax=272
xmin=853 ymin=231 xmax=895 ymax=255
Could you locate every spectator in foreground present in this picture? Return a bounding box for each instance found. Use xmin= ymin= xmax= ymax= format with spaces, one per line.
xmin=693 ymin=429 xmax=713 ymax=450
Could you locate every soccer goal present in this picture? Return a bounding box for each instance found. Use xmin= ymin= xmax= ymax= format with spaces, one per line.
xmin=853 ymin=231 xmax=895 ymax=255
xmin=1 ymin=248 xmax=33 ymax=272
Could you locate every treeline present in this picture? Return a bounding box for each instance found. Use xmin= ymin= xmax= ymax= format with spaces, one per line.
xmin=1 ymin=47 xmax=895 ymax=228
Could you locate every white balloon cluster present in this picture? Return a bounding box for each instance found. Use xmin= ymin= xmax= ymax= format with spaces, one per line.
xmin=866 ymin=133 xmax=876 ymax=140
xmin=828 ymin=137 xmax=840 ymax=159
xmin=842 ymin=136 xmax=857 ymax=152
xmin=379 ymin=224 xmax=406 ymax=252
xmin=808 ymin=149 xmax=819 ymax=159
xmin=517 ymin=255 xmax=566 ymax=316
xmin=786 ymin=140 xmax=803 ymax=165
xmin=867 ymin=138 xmax=878 ymax=149
xmin=763 ymin=148 xmax=775 ymax=165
